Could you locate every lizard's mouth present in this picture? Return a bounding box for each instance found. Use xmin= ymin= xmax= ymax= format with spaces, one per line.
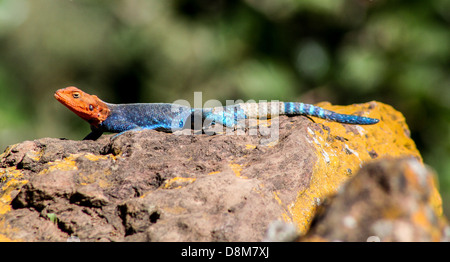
xmin=54 ymin=90 xmax=64 ymax=102
xmin=54 ymin=90 xmax=73 ymax=107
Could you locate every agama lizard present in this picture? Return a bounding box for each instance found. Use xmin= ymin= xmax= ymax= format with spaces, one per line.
xmin=54 ymin=86 xmax=379 ymax=140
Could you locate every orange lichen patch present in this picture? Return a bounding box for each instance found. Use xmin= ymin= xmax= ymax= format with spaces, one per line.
xmin=207 ymin=171 xmax=221 ymax=176
xmin=382 ymin=206 xmax=406 ymax=220
xmin=256 ymin=119 xmax=272 ymax=128
xmin=40 ymin=153 xmax=116 ymax=176
xmin=37 ymin=156 xmax=78 ymax=175
xmin=281 ymin=213 xmax=292 ymax=223
xmin=0 ymin=167 xmax=28 ymax=215
xmin=412 ymin=206 xmax=431 ymax=229
xmin=273 ymin=191 xmax=283 ymax=205
xmin=245 ymin=144 xmax=257 ymax=150
xmin=229 ymin=163 xmax=248 ymax=179
xmin=77 ymin=169 xmax=113 ymax=187
xmin=410 ymin=205 xmax=445 ymax=242
xmin=77 ymin=154 xmax=117 ymax=188
xmin=273 ymin=191 xmax=293 ymax=223
xmin=37 ymin=153 xmax=116 ymax=188
xmin=0 ymin=196 xmax=12 ymax=215
xmin=0 ymin=179 xmax=28 ymax=215
xmin=83 ymin=153 xmax=115 ymax=162
xmin=24 ymin=148 xmax=43 ymax=163
xmin=162 ymin=177 xmax=196 ymax=189
xmin=288 ymin=102 xmax=427 ymax=234
xmin=0 ymin=233 xmax=19 ymax=242
xmin=0 ymin=219 xmax=22 ymax=242
xmin=1 ymin=152 xmax=117 ymax=216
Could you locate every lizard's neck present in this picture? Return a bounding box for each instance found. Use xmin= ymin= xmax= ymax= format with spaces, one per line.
xmin=85 ymin=99 xmax=111 ymax=127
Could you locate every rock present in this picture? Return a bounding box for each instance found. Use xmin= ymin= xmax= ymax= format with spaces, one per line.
xmin=300 ymin=157 xmax=448 ymax=242
xmin=0 ymin=101 xmax=445 ymax=241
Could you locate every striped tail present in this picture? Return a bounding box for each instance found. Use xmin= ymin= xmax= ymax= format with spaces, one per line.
xmin=283 ymin=102 xmax=379 ymax=125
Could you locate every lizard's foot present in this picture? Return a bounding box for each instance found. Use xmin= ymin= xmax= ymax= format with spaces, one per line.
xmin=232 ymin=121 xmax=247 ymax=134
xmin=203 ymin=123 xmax=225 ymax=135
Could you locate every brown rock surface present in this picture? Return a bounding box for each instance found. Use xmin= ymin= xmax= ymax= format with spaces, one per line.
xmin=0 ymin=116 xmax=315 ymax=241
xmin=0 ymin=102 xmax=446 ymax=241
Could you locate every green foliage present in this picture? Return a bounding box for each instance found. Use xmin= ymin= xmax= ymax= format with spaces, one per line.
xmin=47 ymin=213 xmax=58 ymax=224
xmin=0 ymin=0 xmax=448 ymax=213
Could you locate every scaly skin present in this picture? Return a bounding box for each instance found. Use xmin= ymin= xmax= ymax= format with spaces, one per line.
xmin=54 ymin=86 xmax=379 ymax=140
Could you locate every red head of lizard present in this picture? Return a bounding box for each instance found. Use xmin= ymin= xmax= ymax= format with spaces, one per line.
xmin=54 ymin=86 xmax=110 ymax=127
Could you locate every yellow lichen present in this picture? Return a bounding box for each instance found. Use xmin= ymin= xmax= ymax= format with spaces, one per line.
xmin=411 ymin=206 xmax=431 ymax=229
xmin=0 ymin=150 xmax=118 ymax=240
xmin=245 ymin=144 xmax=257 ymax=150
xmin=207 ymin=171 xmax=221 ymax=176
xmin=26 ymin=149 xmax=43 ymax=163
xmin=36 ymin=153 xmax=117 ymax=188
xmin=162 ymin=177 xmax=196 ymax=189
xmin=272 ymin=191 xmax=293 ymax=223
xmin=38 ymin=157 xmax=78 ymax=175
xmin=77 ymin=169 xmax=112 ymax=187
xmin=0 ymin=195 xmax=12 ymax=215
xmin=0 ymin=167 xmax=28 ymax=215
xmin=229 ymin=163 xmax=248 ymax=179
xmin=83 ymin=153 xmax=113 ymax=162
xmin=272 ymin=191 xmax=283 ymax=206
xmin=288 ymin=102 xmax=428 ymax=234
xmin=0 ymin=233 xmax=19 ymax=242
xmin=0 ymin=219 xmax=22 ymax=242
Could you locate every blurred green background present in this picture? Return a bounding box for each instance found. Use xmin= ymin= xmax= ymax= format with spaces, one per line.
xmin=0 ymin=0 xmax=449 ymax=214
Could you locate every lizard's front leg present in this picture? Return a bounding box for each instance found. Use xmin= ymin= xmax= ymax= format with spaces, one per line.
xmin=83 ymin=125 xmax=104 ymax=140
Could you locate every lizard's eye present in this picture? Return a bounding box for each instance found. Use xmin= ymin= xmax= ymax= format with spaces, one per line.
xmin=89 ymin=104 xmax=94 ymax=111
xmin=73 ymin=92 xmax=80 ymax=99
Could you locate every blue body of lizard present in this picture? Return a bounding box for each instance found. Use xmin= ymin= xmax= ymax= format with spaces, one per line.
xmin=89 ymin=102 xmax=378 ymax=140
